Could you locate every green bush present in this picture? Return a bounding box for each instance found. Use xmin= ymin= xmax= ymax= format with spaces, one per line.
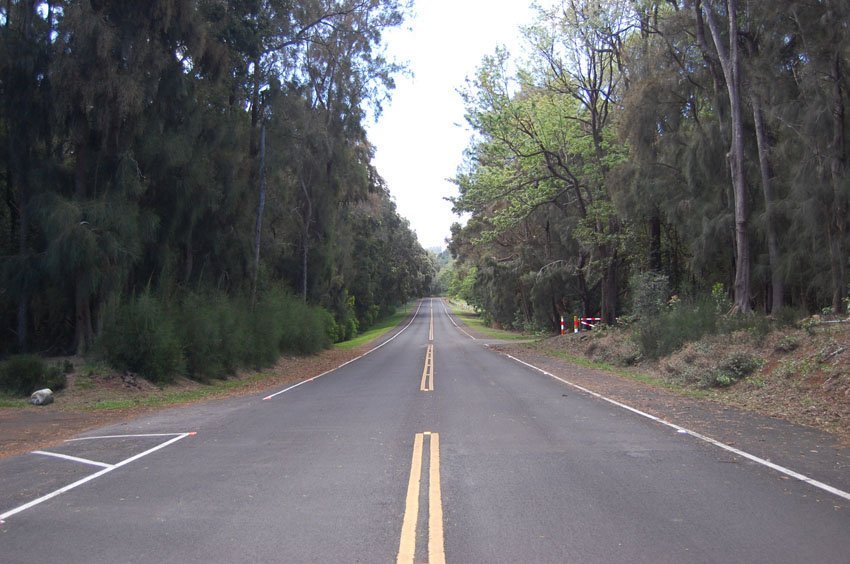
xmin=246 ymin=287 xmax=332 ymax=365
xmin=177 ymin=292 xmax=247 ymax=380
xmin=634 ymin=298 xmax=719 ymax=360
xmin=318 ymin=308 xmax=341 ymax=344
xmin=99 ymin=292 xmax=185 ymax=383
xmin=0 ymin=354 xmax=67 ymax=396
xmin=629 ymin=272 xmax=669 ymax=321
xmin=272 ymin=290 xmax=332 ymax=355
xmin=775 ymin=335 xmax=800 ymax=353
xmin=43 ymin=364 xmax=67 ymax=391
xmin=700 ymin=352 xmax=763 ymax=388
xmin=99 ymin=287 xmax=334 ymax=383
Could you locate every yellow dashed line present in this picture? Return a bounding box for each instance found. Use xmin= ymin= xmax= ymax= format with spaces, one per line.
xmin=420 ymin=344 xmax=434 ymax=391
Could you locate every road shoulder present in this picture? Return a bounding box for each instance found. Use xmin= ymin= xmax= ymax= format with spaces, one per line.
xmin=497 ymin=342 xmax=850 ymax=496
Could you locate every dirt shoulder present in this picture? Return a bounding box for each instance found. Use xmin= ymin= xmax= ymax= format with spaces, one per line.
xmin=0 ymin=346 xmax=368 ymax=460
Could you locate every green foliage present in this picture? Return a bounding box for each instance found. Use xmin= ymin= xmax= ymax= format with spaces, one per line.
xmin=99 ymin=292 xmax=185 ymax=383
xmin=176 ymin=292 xmax=249 ymax=380
xmin=775 ymin=335 xmax=800 ymax=353
xmin=630 ymin=272 xmax=670 ymax=321
xmin=1 ymin=0 xmax=427 ymax=361
xmin=700 ymin=353 xmax=764 ymax=389
xmin=634 ymin=298 xmax=719 ymax=360
xmin=0 ymin=355 xmax=67 ymax=397
xmin=265 ymin=288 xmax=333 ymax=356
xmin=100 ymin=288 xmax=334 ymax=382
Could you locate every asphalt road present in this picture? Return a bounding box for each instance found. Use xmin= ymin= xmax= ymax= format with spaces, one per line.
xmin=1 ymin=298 xmax=849 ymax=563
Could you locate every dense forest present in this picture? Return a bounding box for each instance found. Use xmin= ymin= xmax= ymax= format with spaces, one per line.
xmin=448 ymin=0 xmax=850 ymax=332
xmin=0 ymin=1 xmax=435 ymax=377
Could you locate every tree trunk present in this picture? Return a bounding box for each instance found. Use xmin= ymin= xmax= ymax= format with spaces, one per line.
xmin=828 ymin=51 xmax=848 ymax=313
xmin=751 ymin=93 xmax=784 ymax=313
xmin=704 ymin=0 xmax=751 ymax=313
xmin=576 ymin=252 xmax=590 ymax=317
xmin=74 ymin=288 xmax=93 ymax=356
xmin=601 ymin=253 xmax=618 ymax=325
xmin=16 ymin=183 xmax=28 ymax=351
xmin=649 ymin=214 xmax=662 ymax=272
xmin=300 ymin=177 xmax=313 ymax=302
xmin=73 ymin=130 xmax=93 ymax=353
xmin=12 ymin=0 xmax=38 ymax=352
xmin=251 ymin=124 xmax=266 ymax=308
xmin=184 ymin=230 xmax=194 ymax=285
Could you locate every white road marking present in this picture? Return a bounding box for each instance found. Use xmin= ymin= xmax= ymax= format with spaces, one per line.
xmin=0 ymin=432 xmax=194 ymax=522
xmin=68 ymin=433 xmax=188 ymax=441
xmin=439 ymin=299 xmax=477 ymax=340
xmin=502 ymin=352 xmax=850 ymax=503
xmin=263 ymin=300 xmax=426 ymax=401
xmin=32 ymin=451 xmax=113 ymax=469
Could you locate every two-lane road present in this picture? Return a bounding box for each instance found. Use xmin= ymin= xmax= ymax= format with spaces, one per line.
xmin=1 ymin=298 xmax=849 ymax=562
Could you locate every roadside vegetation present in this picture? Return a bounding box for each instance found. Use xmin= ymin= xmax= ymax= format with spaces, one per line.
xmin=434 ymin=2 xmax=850 ymax=438
xmin=0 ymin=2 xmax=438 ymax=396
xmin=527 ymin=315 xmax=850 ymax=441
xmin=435 ymin=262 xmax=849 ymax=439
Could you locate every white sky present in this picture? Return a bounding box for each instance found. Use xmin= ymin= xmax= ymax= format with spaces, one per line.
xmin=366 ymin=1 xmax=537 ymax=251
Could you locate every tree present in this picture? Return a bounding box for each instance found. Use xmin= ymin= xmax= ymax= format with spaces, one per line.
xmin=697 ymin=0 xmax=752 ymax=313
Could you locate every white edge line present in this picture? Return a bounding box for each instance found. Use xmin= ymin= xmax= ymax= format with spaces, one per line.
xmin=0 ymin=432 xmax=192 ymax=522
xmin=439 ymin=299 xmax=477 ymax=341
xmin=32 ymin=451 xmax=113 ymax=469
xmin=263 ymin=300 xmax=426 ymax=401
xmin=501 ymin=352 xmax=850 ymax=503
xmin=68 ymin=433 xmax=186 ymax=441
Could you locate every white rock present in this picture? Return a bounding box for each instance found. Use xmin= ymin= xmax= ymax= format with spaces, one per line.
xmin=30 ymin=388 xmax=54 ymax=406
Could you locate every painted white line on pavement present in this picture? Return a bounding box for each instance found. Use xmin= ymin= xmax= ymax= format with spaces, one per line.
xmin=68 ymin=433 xmax=188 ymax=441
xmin=502 ymin=352 xmax=850 ymax=503
xmin=0 ymin=432 xmax=194 ymax=523
xmin=263 ymin=300 xmax=426 ymax=401
xmin=32 ymin=451 xmax=113 ymax=469
xmin=439 ymin=299 xmax=477 ymax=340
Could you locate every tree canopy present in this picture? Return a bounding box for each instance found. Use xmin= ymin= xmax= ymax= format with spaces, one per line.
xmin=449 ymin=0 xmax=850 ymax=331
xmin=1 ymin=0 xmax=432 ymax=357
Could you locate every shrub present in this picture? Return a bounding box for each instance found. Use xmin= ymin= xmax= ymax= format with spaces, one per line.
xmin=700 ymin=352 xmax=763 ymax=388
xmin=249 ymin=287 xmax=332 ymax=363
xmin=177 ymin=292 xmax=247 ymax=380
xmin=775 ymin=335 xmax=800 ymax=353
xmin=0 ymin=355 xmax=67 ymax=396
xmin=99 ymin=292 xmax=185 ymax=383
xmin=273 ymin=292 xmax=332 ymax=354
xmin=43 ymin=364 xmax=68 ymax=391
xmin=634 ymin=298 xmax=718 ymax=360
xmin=630 ymin=272 xmax=670 ymax=321
xmin=318 ymin=308 xmax=340 ymax=344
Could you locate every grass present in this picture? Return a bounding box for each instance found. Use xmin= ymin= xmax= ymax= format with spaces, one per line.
xmin=88 ymin=371 xmax=277 ymax=411
xmin=0 ymin=395 xmax=28 ymax=408
xmin=444 ymin=300 xmax=533 ymax=341
xmin=335 ymin=304 xmax=415 ymax=350
xmin=543 ymin=348 xmax=714 ymax=399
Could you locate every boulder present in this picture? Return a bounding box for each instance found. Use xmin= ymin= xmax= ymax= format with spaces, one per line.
xmin=30 ymin=388 xmax=54 ymax=406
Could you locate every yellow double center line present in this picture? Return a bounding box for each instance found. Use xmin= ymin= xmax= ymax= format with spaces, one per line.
xmin=397 ymin=432 xmax=445 ymax=564
xmin=420 ymin=344 xmax=434 ymax=392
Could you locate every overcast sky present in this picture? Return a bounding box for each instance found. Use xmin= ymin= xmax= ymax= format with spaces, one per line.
xmin=366 ymin=1 xmax=537 ymax=251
